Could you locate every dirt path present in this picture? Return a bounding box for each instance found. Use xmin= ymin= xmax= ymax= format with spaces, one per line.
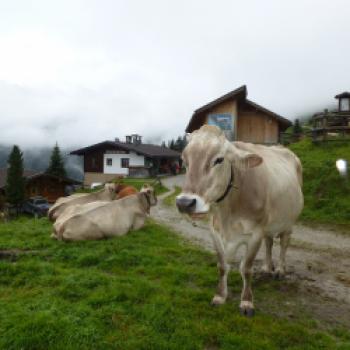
xmin=152 ymin=175 xmax=350 ymax=326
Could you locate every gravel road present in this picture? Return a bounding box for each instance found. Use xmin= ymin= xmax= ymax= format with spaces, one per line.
xmin=151 ymin=175 xmax=350 ymax=325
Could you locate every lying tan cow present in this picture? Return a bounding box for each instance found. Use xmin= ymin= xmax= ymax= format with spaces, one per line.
xmin=53 ymin=186 xmax=157 ymax=241
xmin=176 ymin=125 xmax=303 ymax=316
xmin=52 ymin=184 xmax=151 ymax=236
xmin=48 ymin=183 xmax=116 ymax=222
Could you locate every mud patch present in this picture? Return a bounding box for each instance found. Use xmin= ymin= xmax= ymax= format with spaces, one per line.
xmin=0 ymin=249 xmax=37 ymax=261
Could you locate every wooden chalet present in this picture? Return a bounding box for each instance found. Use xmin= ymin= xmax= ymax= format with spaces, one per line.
xmin=312 ymin=92 xmax=350 ymax=142
xmin=0 ymin=169 xmax=81 ymax=203
xmin=70 ymin=135 xmax=181 ymax=186
xmin=186 ymin=85 xmax=291 ymax=143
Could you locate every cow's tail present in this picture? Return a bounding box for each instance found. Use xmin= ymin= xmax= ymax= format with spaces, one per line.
xmin=48 ymin=207 xmax=56 ymax=222
xmin=294 ymin=155 xmax=303 ymax=187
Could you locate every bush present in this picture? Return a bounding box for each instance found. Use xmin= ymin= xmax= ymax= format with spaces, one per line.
xmin=289 ymin=139 xmax=350 ymax=225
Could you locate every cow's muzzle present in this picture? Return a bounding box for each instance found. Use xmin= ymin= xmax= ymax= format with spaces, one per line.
xmin=176 ymin=196 xmax=196 ymax=214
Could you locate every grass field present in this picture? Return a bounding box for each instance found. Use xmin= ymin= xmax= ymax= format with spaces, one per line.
xmin=0 ymin=218 xmax=349 ymax=349
xmin=289 ymin=139 xmax=350 ymax=225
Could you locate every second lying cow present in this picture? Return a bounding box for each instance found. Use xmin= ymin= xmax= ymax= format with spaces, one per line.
xmin=48 ymin=183 xmax=116 ymax=222
xmin=53 ymin=186 xmax=157 ymax=241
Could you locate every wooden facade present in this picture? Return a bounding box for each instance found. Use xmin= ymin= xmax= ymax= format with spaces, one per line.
xmin=84 ymin=148 xmax=105 ymax=173
xmin=26 ymin=176 xmax=66 ymax=203
xmin=186 ymin=85 xmax=291 ymax=144
xmin=25 ymin=174 xmax=81 ymax=203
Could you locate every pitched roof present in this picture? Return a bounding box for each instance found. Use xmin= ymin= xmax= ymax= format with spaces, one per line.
xmin=335 ymin=92 xmax=350 ymax=99
xmin=70 ymin=141 xmax=181 ymax=158
xmin=244 ymin=99 xmax=291 ymax=127
xmin=0 ymin=168 xmax=80 ymax=189
xmin=185 ymin=85 xmax=291 ymax=132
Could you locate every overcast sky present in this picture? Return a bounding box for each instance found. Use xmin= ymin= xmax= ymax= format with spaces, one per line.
xmin=0 ymin=0 xmax=349 ymax=148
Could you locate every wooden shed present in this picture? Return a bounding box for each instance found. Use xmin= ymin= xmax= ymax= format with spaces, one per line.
xmin=0 ymin=169 xmax=81 ymax=203
xmin=186 ymin=85 xmax=291 ymax=143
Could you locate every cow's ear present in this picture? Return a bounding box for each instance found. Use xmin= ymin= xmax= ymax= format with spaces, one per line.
xmin=233 ymin=152 xmax=263 ymax=170
xmin=244 ymin=154 xmax=263 ymax=168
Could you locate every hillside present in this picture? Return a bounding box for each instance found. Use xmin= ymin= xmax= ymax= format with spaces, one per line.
xmin=0 ymin=145 xmax=83 ymax=181
xmin=289 ymin=139 xmax=350 ymax=225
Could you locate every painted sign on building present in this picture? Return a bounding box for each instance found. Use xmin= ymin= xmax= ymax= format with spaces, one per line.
xmin=208 ymin=113 xmax=234 ymax=140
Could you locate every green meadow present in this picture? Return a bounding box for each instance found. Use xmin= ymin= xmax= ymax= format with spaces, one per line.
xmin=289 ymin=139 xmax=350 ymax=226
xmin=0 ymin=218 xmax=349 ymax=349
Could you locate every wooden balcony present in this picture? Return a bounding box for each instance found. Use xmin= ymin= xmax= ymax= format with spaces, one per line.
xmin=311 ymin=112 xmax=350 ymax=142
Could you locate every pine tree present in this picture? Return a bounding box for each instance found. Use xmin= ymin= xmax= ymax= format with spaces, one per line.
xmin=174 ymin=136 xmax=182 ymax=151
xmin=6 ymin=145 xmax=25 ymax=207
xmin=46 ymin=143 xmax=67 ymax=178
xmin=293 ymin=119 xmax=302 ymax=135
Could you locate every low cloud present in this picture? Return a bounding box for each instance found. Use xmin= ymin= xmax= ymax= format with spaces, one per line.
xmin=0 ymin=0 xmax=349 ymax=148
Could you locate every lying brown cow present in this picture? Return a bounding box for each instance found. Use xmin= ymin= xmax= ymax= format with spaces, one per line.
xmin=48 ymin=183 xmax=116 ymax=222
xmin=53 ymin=186 xmax=157 ymax=241
xmin=176 ymin=125 xmax=303 ymax=316
xmin=115 ymin=183 xmax=138 ymax=199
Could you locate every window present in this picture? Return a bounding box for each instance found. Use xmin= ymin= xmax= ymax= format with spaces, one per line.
xmin=91 ymin=157 xmax=96 ymax=168
xmin=121 ymin=158 xmax=129 ymax=168
xmin=106 ymin=158 xmax=113 ymax=166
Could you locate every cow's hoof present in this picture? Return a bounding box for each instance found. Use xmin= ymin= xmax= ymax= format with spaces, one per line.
xmin=50 ymin=233 xmax=57 ymax=240
xmin=239 ymin=301 xmax=255 ymax=317
xmin=261 ymin=264 xmax=274 ymax=275
xmin=211 ymin=295 xmax=226 ymax=306
xmin=272 ymin=269 xmax=285 ymax=280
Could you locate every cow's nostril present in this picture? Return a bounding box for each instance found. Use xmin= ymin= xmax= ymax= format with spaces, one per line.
xmin=176 ymin=197 xmax=197 ymax=213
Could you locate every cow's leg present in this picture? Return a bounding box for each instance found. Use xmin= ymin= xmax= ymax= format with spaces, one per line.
xmin=211 ymin=252 xmax=230 ymax=306
xmin=239 ymin=231 xmax=263 ymax=316
xmin=261 ymin=236 xmax=274 ymax=274
xmin=209 ymin=221 xmax=230 ymax=306
xmin=274 ymin=229 xmax=291 ymax=279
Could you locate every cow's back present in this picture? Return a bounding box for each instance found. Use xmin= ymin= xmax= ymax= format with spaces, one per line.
xmin=49 ymin=189 xmax=114 ymax=221
xmin=232 ymin=142 xmax=303 ymax=233
xmin=60 ymin=195 xmax=143 ymax=240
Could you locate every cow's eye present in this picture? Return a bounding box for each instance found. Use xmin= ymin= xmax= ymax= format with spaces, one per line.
xmin=214 ymin=157 xmax=224 ymax=166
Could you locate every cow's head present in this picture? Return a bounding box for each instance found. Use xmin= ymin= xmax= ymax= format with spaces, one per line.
xmin=176 ymin=125 xmax=262 ymax=217
xmin=105 ymin=183 xmax=117 ymax=196
xmin=140 ymin=184 xmax=158 ymax=206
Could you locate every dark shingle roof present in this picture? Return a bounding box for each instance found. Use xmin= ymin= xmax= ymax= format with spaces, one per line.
xmin=0 ymin=169 xmax=38 ymax=189
xmin=335 ymin=92 xmax=350 ymax=99
xmin=70 ymin=141 xmax=181 ymax=158
xmin=0 ymin=168 xmax=80 ymax=189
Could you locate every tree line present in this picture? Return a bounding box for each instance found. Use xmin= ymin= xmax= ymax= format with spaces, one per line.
xmin=161 ymin=135 xmax=187 ymax=152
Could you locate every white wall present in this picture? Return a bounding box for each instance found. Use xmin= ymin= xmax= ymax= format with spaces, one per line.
xmin=103 ymin=152 xmax=145 ymax=175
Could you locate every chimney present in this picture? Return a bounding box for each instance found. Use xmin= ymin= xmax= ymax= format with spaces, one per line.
xmin=131 ymin=134 xmax=142 ymax=144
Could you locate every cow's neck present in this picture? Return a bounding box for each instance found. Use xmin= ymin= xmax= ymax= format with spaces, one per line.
xmin=215 ymin=166 xmax=234 ymax=204
xmin=139 ymin=192 xmax=151 ymax=214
